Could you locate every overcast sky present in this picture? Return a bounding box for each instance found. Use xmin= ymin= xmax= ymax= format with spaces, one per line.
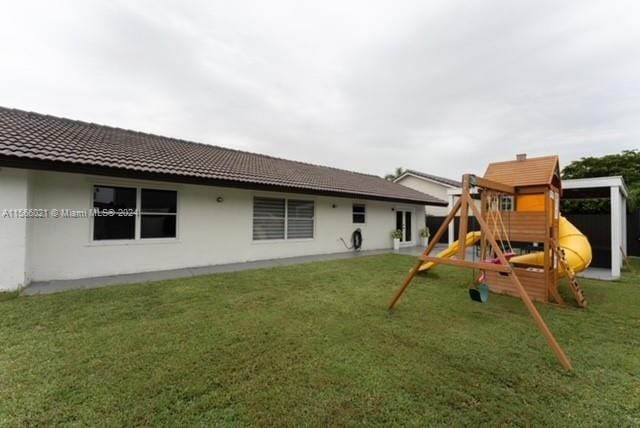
xmin=1 ymin=1 xmax=639 ymax=179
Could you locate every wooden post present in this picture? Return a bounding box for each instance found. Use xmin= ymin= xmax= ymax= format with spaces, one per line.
xmin=621 ymin=246 xmax=634 ymax=272
xmin=388 ymin=198 xmax=462 ymax=310
xmin=507 ymin=270 xmax=573 ymax=371
xmin=543 ymin=189 xmax=551 ymax=304
xmin=480 ymin=191 xmax=488 ymax=261
xmin=457 ymin=175 xmax=470 ymax=260
xmin=547 ymin=191 xmax=565 ymax=305
xmin=468 ymin=197 xmax=573 ymax=371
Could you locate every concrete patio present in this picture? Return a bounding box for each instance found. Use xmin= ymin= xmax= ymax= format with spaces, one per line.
xmin=22 ymin=243 xmax=618 ymax=296
xmin=23 ymin=245 xmax=437 ymax=296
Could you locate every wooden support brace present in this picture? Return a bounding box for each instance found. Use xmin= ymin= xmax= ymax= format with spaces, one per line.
xmin=387 ymin=198 xmax=462 ymax=310
xmin=548 ymin=286 xmax=567 ymax=307
xmin=419 ymin=256 xmax=511 ymax=273
xmin=388 ymin=183 xmax=574 ymax=371
xmin=472 ymin=176 xmax=516 ymax=195
xmin=468 ymin=196 xmax=573 ymax=371
xmin=621 ymin=246 xmax=634 ymax=272
xmin=457 ymin=175 xmax=470 ymax=260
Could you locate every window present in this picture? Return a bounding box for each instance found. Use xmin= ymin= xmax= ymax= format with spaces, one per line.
xmin=252 ymin=197 xmax=314 ymax=240
xmin=253 ymin=197 xmax=285 ymax=240
xmin=93 ymin=186 xmax=136 ymax=240
xmin=287 ymin=199 xmax=314 ymax=239
xmin=352 ymin=204 xmax=366 ymax=224
xmin=500 ymin=196 xmax=514 ymax=211
xmin=92 ymin=186 xmax=177 ymax=241
xmin=141 ymin=189 xmax=177 ymax=238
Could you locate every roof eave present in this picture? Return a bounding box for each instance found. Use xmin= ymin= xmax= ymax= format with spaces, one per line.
xmin=394 ymin=171 xmax=460 ymax=188
xmin=0 ymin=155 xmax=447 ymax=206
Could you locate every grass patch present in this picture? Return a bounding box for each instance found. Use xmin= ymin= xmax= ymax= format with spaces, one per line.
xmin=1 ymin=255 xmax=639 ymax=426
xmin=0 ymin=291 xmax=20 ymax=303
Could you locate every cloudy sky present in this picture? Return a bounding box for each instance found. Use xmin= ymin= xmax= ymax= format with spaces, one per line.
xmin=1 ymin=1 xmax=639 ymax=179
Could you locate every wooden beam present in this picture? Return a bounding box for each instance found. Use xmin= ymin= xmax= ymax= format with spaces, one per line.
xmin=387 ymin=198 xmax=462 ymax=310
xmin=621 ymin=246 xmax=634 ymax=272
xmin=544 ymin=189 xmax=551 ymax=304
xmin=419 ymin=256 xmax=511 ymax=273
xmin=472 ymin=176 xmax=515 ymax=194
xmin=547 ymin=190 xmax=564 ymax=305
xmin=467 ymin=198 xmax=573 ymax=371
xmin=507 ymin=273 xmax=573 ymax=370
xmin=457 ymin=175 xmax=470 ymax=260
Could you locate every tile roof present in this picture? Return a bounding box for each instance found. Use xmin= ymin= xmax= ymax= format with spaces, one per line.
xmin=397 ymin=169 xmax=462 ymax=188
xmin=0 ymin=107 xmax=446 ymax=205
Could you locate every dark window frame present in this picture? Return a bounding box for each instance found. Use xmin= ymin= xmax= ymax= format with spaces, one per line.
xmin=92 ymin=185 xmax=178 ymax=242
xmin=92 ymin=186 xmax=137 ymax=241
xmin=352 ymin=203 xmax=366 ymax=224
xmin=140 ymin=189 xmax=178 ymax=239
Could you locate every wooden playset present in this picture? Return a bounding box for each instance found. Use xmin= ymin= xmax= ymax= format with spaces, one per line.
xmin=388 ymin=155 xmax=593 ymax=371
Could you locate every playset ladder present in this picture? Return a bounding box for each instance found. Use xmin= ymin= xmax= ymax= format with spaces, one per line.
xmin=552 ymin=242 xmax=587 ymax=308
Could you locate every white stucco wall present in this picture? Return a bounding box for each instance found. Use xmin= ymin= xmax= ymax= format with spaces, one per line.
xmin=0 ymin=168 xmax=31 ymax=290
xmin=395 ymin=175 xmax=451 ymax=216
xmin=0 ymin=169 xmax=426 ymax=288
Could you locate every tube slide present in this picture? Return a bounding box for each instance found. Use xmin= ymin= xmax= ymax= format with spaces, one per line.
xmin=417 ymin=217 xmax=591 ymax=277
xmin=509 ymin=216 xmax=592 ymax=277
xmin=417 ymin=231 xmax=482 ymax=272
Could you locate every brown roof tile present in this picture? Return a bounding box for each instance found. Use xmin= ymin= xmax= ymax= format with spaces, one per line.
xmin=484 ymin=155 xmax=560 ymax=188
xmin=0 ymin=107 xmax=446 ymax=205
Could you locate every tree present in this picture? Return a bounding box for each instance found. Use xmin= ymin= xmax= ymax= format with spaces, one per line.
xmin=561 ymin=150 xmax=640 ymax=214
xmin=385 ymin=167 xmax=405 ymax=181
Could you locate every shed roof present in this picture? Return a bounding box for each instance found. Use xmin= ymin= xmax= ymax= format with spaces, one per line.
xmin=484 ymin=155 xmax=561 ymax=189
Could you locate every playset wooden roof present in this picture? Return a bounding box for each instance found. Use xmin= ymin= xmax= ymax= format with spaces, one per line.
xmin=484 ymin=155 xmax=561 ymax=189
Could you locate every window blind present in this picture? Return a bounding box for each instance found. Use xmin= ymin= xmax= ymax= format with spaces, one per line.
xmin=287 ymin=199 xmax=314 ymax=239
xmin=253 ymin=197 xmax=286 ymax=240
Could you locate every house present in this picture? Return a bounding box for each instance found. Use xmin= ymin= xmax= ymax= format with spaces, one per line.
xmin=393 ymin=170 xmax=460 ymax=216
xmin=393 ymin=169 xmax=497 ymax=244
xmin=0 ymin=107 xmax=446 ymax=291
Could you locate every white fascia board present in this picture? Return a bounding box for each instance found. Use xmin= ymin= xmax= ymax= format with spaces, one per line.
xmin=562 ymin=176 xmax=628 ymax=198
xmin=394 ymin=172 xmax=458 ymax=189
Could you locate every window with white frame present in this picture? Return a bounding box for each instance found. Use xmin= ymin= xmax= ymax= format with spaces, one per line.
xmin=252 ymin=197 xmax=314 ymax=240
xmin=92 ymin=185 xmax=177 ymax=241
xmin=500 ymin=195 xmax=514 ymax=211
xmin=352 ymin=204 xmax=366 ymax=224
xmin=287 ymin=199 xmax=314 ymax=239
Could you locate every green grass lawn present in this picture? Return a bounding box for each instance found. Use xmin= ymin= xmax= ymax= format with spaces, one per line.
xmin=1 ymin=255 xmax=639 ymax=427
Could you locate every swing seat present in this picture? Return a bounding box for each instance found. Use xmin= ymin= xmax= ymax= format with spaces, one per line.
xmin=484 ymin=251 xmax=516 ymax=264
xmin=469 ymin=283 xmax=490 ymax=303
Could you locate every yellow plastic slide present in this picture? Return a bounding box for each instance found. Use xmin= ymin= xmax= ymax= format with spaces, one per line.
xmin=417 ymin=217 xmax=591 ymax=277
xmin=509 ymin=216 xmax=592 ymax=277
xmin=417 ymin=231 xmax=482 ymax=272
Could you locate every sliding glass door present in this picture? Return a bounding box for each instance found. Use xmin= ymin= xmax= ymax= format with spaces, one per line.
xmin=395 ymin=209 xmax=414 ymax=245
